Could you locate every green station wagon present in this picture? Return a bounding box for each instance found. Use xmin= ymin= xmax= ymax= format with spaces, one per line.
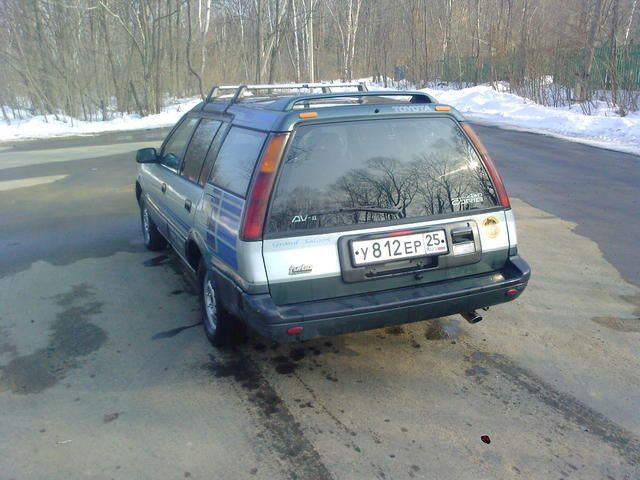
xmin=135 ymin=82 xmax=530 ymax=346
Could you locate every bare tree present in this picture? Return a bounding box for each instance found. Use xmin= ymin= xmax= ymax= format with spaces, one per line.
xmin=1 ymin=0 xmax=639 ymax=120
xmin=576 ymin=0 xmax=605 ymax=102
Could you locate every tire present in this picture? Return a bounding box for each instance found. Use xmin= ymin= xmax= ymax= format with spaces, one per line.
xmin=198 ymin=260 xmax=245 ymax=347
xmin=140 ymin=197 xmax=167 ymax=251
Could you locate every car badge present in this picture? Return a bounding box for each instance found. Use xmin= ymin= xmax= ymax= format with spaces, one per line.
xmin=289 ymin=264 xmax=313 ymax=275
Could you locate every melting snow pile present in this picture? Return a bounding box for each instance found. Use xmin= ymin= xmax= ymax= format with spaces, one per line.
xmin=1 ymin=82 xmax=639 ymax=155
xmin=419 ymin=85 xmax=640 ymax=155
xmin=0 ymin=97 xmax=201 ymax=142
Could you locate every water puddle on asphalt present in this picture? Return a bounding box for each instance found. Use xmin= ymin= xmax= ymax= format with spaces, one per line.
xmin=0 ymin=283 xmax=106 ymax=394
xmin=200 ymin=351 xmax=333 ymax=479
xmin=151 ymin=322 xmax=201 ymax=340
xmin=592 ymin=316 xmax=640 ymax=332
xmin=142 ymin=254 xmax=169 ymax=267
xmin=424 ymin=318 xmax=463 ymax=341
xmin=591 ymin=293 xmax=640 ymax=332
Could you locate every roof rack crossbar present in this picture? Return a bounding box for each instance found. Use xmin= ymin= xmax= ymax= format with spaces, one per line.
xmin=282 ymin=91 xmax=435 ymax=111
xmin=218 ymin=82 xmax=366 ymax=92
xmin=201 ymin=82 xmax=368 ymax=111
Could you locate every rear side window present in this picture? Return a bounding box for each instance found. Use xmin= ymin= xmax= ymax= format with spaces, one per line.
xmin=198 ymin=122 xmax=229 ymax=186
xmin=209 ymin=127 xmax=267 ymax=197
xmin=267 ymin=118 xmax=498 ymax=234
xmin=161 ymin=117 xmax=199 ymax=171
xmin=181 ymin=119 xmax=221 ymax=183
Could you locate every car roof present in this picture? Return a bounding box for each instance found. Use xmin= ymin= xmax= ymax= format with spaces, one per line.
xmin=189 ymin=83 xmax=465 ymax=131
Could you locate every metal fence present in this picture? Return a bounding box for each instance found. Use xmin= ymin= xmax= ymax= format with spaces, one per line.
xmin=441 ymin=44 xmax=640 ymax=90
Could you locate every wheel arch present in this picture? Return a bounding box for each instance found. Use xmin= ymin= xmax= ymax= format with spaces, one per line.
xmin=185 ymin=231 xmax=207 ymax=272
xmin=135 ymin=181 xmax=142 ymax=205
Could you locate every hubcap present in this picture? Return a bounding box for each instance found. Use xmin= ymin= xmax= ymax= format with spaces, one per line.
xmin=142 ymin=208 xmax=150 ymax=243
xmin=203 ymin=273 xmax=217 ymax=334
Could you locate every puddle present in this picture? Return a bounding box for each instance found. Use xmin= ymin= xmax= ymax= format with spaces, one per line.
xmin=151 ymin=322 xmax=201 ymax=340
xmin=592 ymin=316 xmax=640 ymax=332
xmin=275 ymin=362 xmax=298 ymax=375
xmin=143 ymin=254 xmax=169 ymax=267
xmin=425 ymin=318 xmax=463 ymax=341
xmin=385 ymin=326 xmax=405 ymax=336
xmin=103 ymin=412 xmax=123 ymax=424
xmin=273 ymin=354 xmax=298 ymax=375
xmin=0 ymin=284 xmax=106 ymax=394
xmin=592 ymin=293 xmax=640 ymax=332
xmin=0 ymin=341 xmax=18 ymax=357
xmin=289 ymin=348 xmax=306 ymax=361
xmin=465 ymin=365 xmax=489 ymax=376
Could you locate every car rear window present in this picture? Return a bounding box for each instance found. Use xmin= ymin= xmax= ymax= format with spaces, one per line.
xmin=267 ymin=118 xmax=499 ymax=234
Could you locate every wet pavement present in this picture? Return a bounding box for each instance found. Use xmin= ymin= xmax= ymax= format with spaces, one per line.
xmin=0 ymin=128 xmax=639 ymax=479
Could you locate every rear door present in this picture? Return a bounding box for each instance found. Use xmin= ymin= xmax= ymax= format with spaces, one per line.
xmin=262 ymin=117 xmax=511 ymax=305
xmin=200 ymin=126 xmax=267 ymax=271
xmin=163 ymin=118 xmax=222 ymax=255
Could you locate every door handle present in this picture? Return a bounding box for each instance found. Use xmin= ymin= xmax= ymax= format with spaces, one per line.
xmin=184 ymin=199 xmax=192 ymax=212
xmin=161 ymin=183 xmax=167 ymax=193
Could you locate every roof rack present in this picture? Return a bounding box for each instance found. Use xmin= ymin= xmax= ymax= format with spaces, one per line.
xmin=201 ymin=82 xmax=367 ymax=111
xmin=282 ymin=91 xmax=435 ymax=111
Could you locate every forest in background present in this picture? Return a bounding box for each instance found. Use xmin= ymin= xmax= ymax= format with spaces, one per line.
xmin=1 ymin=0 xmax=639 ymax=122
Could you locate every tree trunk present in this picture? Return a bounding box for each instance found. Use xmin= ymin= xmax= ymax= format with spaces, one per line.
xmin=576 ymin=0 xmax=605 ymax=102
xmin=186 ymin=0 xmax=205 ymax=99
xmin=608 ymin=0 xmax=620 ymax=108
xmin=255 ymin=0 xmax=262 ymax=84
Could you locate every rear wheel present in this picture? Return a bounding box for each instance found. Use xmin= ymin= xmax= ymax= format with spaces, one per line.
xmin=140 ymin=197 xmax=167 ymax=251
xmin=198 ymin=261 xmax=245 ymax=347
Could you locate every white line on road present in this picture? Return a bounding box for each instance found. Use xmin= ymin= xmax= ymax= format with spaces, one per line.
xmin=0 ymin=174 xmax=69 ymax=191
xmin=0 ymin=140 xmax=160 ymax=170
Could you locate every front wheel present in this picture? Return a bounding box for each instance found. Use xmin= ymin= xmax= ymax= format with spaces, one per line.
xmin=198 ymin=261 xmax=245 ymax=347
xmin=140 ymin=197 xmax=167 ymax=251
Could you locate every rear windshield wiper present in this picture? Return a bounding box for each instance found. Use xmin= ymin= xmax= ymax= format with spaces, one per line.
xmin=338 ymin=206 xmax=402 ymax=214
xmin=309 ymin=206 xmax=403 ymax=216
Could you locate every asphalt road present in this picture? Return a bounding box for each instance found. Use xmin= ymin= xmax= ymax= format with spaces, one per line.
xmin=473 ymin=123 xmax=640 ymax=287
xmin=0 ymin=127 xmax=638 ymax=480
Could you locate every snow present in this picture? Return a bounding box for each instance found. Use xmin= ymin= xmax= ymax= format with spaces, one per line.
xmin=1 ymin=83 xmax=639 ymax=156
xmin=0 ymin=97 xmax=201 ymax=142
xmin=418 ymin=84 xmax=640 ymax=155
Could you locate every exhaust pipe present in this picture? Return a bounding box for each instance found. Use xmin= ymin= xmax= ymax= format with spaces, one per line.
xmin=461 ymin=311 xmax=483 ymax=324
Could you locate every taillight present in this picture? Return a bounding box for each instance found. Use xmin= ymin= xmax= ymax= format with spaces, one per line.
xmin=462 ymin=124 xmax=511 ymax=209
xmin=240 ymin=133 xmax=289 ymax=241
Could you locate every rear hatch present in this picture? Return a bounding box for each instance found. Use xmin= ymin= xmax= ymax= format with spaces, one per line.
xmin=262 ymin=116 xmax=511 ymax=305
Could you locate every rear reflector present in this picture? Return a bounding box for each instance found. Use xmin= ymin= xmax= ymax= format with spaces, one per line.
xmin=506 ymin=288 xmax=519 ymax=298
xmin=462 ymin=124 xmax=511 ymax=209
xmin=240 ymin=133 xmax=290 ymax=241
xmin=287 ymin=326 xmax=304 ymax=335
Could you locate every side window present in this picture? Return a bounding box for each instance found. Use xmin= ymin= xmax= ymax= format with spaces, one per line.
xmin=180 ymin=119 xmax=221 ymax=183
xmin=160 ymin=117 xmax=199 ymax=171
xmin=209 ymin=127 xmax=267 ymax=197
xmin=198 ymin=122 xmax=229 ymax=186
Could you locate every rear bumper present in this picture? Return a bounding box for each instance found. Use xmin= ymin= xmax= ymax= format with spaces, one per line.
xmin=217 ymin=256 xmax=530 ymax=343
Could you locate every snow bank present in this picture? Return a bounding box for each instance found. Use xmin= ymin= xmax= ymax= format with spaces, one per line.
xmin=419 ymin=85 xmax=640 ymax=155
xmin=2 ymin=83 xmax=639 ymax=156
xmin=0 ymin=97 xmax=201 ymax=142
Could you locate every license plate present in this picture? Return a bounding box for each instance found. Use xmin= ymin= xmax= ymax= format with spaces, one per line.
xmin=351 ymin=230 xmax=448 ymax=266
